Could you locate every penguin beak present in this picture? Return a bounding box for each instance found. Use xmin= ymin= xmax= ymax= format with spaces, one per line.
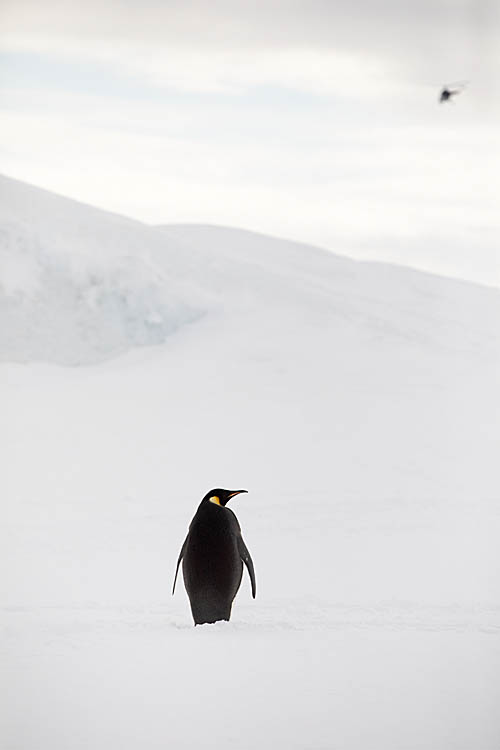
xmin=227 ymin=490 xmax=248 ymax=500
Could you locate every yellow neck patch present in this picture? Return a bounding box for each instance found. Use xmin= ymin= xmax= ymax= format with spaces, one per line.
xmin=209 ymin=496 xmax=221 ymax=505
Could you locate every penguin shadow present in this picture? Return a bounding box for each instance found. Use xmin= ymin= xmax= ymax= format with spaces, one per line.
xmin=166 ymin=616 xmax=288 ymax=634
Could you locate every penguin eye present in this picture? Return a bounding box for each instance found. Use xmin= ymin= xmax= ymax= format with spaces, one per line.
xmin=209 ymin=496 xmax=221 ymax=505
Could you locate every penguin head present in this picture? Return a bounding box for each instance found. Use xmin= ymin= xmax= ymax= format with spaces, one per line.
xmin=202 ymin=488 xmax=248 ymax=507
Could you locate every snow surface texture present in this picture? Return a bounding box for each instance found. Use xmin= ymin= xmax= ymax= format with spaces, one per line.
xmin=2 ymin=175 xmax=500 ymax=749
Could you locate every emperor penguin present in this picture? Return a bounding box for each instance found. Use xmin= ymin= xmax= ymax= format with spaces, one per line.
xmin=172 ymin=488 xmax=256 ymax=625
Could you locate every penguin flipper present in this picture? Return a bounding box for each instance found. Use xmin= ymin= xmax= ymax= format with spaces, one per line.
xmin=172 ymin=536 xmax=188 ymax=595
xmin=238 ymin=535 xmax=256 ymax=598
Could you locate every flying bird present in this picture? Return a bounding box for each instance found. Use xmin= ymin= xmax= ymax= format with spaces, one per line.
xmin=439 ymin=81 xmax=467 ymax=103
xmin=172 ymin=488 xmax=256 ymax=625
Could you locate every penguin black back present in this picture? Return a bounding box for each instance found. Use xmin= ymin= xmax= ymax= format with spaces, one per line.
xmin=172 ymin=489 xmax=256 ymax=625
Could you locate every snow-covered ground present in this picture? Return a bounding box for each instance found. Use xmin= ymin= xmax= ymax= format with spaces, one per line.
xmin=1 ymin=175 xmax=500 ymax=749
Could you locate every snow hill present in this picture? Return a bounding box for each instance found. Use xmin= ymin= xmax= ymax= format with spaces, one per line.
xmin=1 ymin=173 xmax=499 ymax=365
xmin=2 ymin=174 xmax=500 ymax=749
xmin=0 ymin=175 xmax=207 ymax=364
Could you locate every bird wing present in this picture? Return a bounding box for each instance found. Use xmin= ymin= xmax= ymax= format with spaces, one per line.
xmin=238 ymin=535 xmax=256 ymax=598
xmin=172 ymin=535 xmax=188 ymax=595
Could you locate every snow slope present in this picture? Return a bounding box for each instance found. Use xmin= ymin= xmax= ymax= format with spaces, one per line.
xmin=1 ymin=173 xmax=499 ymax=365
xmin=1 ymin=175 xmax=500 ymax=749
xmin=0 ymin=175 xmax=207 ymax=364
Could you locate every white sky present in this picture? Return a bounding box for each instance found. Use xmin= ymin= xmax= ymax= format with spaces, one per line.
xmin=1 ymin=0 xmax=499 ymax=286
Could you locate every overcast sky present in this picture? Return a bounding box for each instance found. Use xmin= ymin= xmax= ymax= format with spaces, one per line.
xmin=1 ymin=0 xmax=499 ymax=286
